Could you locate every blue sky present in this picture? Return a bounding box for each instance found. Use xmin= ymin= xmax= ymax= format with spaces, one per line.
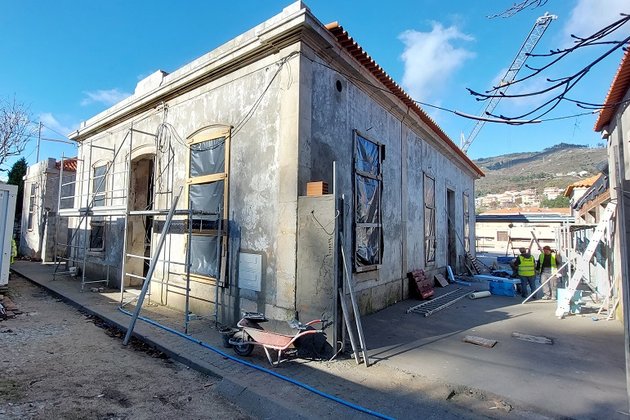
xmin=1 ymin=0 xmax=628 ymax=171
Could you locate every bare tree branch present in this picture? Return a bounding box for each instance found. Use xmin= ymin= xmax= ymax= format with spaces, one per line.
xmin=466 ymin=13 xmax=630 ymax=124
xmin=0 ymin=98 xmax=34 ymax=170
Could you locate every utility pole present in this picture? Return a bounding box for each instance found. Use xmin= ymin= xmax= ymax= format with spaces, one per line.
xmin=36 ymin=122 xmax=42 ymax=162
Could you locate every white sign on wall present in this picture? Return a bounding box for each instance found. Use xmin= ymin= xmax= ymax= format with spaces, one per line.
xmin=238 ymin=252 xmax=262 ymax=292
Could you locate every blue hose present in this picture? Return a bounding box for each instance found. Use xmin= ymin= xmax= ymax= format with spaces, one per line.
xmin=118 ymin=307 xmax=394 ymax=420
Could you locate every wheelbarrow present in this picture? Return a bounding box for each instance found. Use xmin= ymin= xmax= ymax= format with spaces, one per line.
xmin=228 ymin=312 xmax=330 ymax=366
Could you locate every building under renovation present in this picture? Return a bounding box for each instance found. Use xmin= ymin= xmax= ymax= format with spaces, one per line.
xmin=56 ymin=2 xmax=483 ymax=326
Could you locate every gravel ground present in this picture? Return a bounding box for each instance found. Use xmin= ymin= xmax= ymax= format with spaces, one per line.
xmin=0 ymin=275 xmax=251 ymax=420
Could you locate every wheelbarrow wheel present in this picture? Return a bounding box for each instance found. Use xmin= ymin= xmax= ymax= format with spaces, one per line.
xmin=232 ymin=336 xmax=254 ymax=356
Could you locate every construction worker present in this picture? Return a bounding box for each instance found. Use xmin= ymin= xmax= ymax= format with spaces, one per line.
xmin=512 ymin=247 xmax=537 ymax=299
xmin=538 ymin=245 xmax=561 ymax=300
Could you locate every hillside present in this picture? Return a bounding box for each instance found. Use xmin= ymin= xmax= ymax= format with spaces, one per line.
xmin=474 ymin=143 xmax=607 ymax=197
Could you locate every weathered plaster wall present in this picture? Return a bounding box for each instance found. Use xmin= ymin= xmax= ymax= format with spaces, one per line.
xmin=74 ymin=44 xmax=302 ymax=322
xmin=20 ymin=159 xmax=74 ymax=262
xmin=303 ymin=49 xmax=475 ymax=314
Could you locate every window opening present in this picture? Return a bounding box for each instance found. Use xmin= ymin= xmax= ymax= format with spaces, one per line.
xmin=463 ymin=193 xmax=470 ymax=252
xmin=187 ymin=127 xmax=229 ymax=281
xmin=92 ymin=164 xmax=107 ymax=207
xmin=424 ymin=174 xmax=436 ymax=264
xmin=27 ymin=183 xmax=37 ymax=231
xmin=354 ymin=131 xmax=383 ymax=270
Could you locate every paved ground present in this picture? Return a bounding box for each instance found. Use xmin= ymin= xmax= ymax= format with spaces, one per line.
xmin=8 ymin=261 xmax=629 ymax=419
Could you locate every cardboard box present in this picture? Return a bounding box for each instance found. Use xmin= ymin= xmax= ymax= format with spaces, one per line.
xmin=306 ymin=181 xmax=329 ymax=196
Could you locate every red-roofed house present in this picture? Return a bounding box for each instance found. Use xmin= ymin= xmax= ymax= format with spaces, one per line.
xmin=56 ymin=1 xmax=483 ymax=329
xmin=594 ymin=46 xmax=630 ymax=324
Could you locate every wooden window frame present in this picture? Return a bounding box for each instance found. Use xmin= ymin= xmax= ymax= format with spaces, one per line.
xmin=353 ymin=130 xmax=384 ymax=272
xmin=424 ymin=174 xmax=436 ymax=265
xmin=186 ymin=125 xmax=231 ymax=284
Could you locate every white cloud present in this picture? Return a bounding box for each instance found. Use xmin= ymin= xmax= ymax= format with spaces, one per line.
xmin=563 ymin=0 xmax=629 ymax=42
xmin=399 ymin=22 xmax=475 ymax=102
xmin=38 ymin=113 xmax=77 ymax=138
xmin=81 ymin=88 xmax=131 ymax=107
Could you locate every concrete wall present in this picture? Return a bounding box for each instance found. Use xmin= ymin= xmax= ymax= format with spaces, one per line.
xmin=20 ymin=159 xmax=74 ymax=262
xmin=68 ymin=2 xmax=479 ymax=322
xmin=301 ymin=47 xmax=476 ymax=314
xmin=72 ymin=43 xmax=302 ymax=323
xmin=606 ymin=87 xmax=630 ymax=321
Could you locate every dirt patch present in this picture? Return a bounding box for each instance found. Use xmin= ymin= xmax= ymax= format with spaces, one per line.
xmin=0 ymin=275 xmax=251 ymax=420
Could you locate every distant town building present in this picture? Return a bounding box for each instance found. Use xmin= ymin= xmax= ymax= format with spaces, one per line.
xmin=543 ymin=187 xmax=564 ymax=200
xmin=476 ymin=207 xmax=573 ymax=255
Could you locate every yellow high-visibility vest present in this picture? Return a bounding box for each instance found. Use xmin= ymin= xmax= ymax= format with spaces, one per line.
xmin=518 ymin=255 xmax=536 ymax=276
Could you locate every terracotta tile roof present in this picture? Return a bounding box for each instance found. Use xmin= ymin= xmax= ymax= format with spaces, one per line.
xmin=594 ymin=47 xmax=630 ymax=132
xmin=324 ymin=22 xmax=484 ymax=178
xmin=563 ymin=174 xmax=601 ymax=197
xmin=56 ymin=157 xmax=77 ymax=172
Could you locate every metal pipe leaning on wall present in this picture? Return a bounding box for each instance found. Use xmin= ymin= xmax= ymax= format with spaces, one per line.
xmin=469 ymin=291 xmax=491 ymax=300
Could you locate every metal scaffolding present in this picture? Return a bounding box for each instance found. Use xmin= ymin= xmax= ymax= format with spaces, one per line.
xmin=52 ymin=120 xmax=224 ymax=332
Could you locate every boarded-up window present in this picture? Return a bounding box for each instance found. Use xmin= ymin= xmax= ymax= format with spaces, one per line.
xmin=92 ymin=165 xmax=107 ymax=207
xmin=463 ymin=193 xmax=470 ymax=252
xmin=187 ymin=126 xmax=230 ymax=283
xmin=424 ymin=175 xmax=436 ymax=264
xmin=497 ymin=231 xmax=508 ymax=242
xmin=354 ymin=131 xmax=383 ymax=270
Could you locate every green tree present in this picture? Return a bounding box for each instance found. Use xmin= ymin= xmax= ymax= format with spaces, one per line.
xmin=541 ymin=195 xmax=570 ymax=208
xmin=7 ymin=157 xmax=28 ymax=219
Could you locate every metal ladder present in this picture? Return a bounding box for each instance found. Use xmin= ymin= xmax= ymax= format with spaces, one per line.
xmin=556 ymin=201 xmax=616 ymax=318
xmin=407 ymin=288 xmax=471 ymax=317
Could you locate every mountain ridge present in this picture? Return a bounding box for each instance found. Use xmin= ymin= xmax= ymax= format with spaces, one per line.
xmin=473 ymin=143 xmax=607 ymax=199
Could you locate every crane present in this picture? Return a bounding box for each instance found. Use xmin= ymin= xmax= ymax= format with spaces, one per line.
xmin=460 ymin=12 xmax=557 ymax=154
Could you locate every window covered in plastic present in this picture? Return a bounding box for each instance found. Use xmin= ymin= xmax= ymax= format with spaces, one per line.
xmin=190 ymin=235 xmax=220 ymax=278
xmin=463 ymin=193 xmax=470 ymax=252
xmin=354 ymin=132 xmax=383 ymax=270
xmin=424 ymin=174 xmax=436 ymax=264
xmin=187 ymin=126 xmax=230 ymax=284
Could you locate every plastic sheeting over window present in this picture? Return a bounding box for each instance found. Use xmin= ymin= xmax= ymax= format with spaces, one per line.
xmin=424 ymin=175 xmax=436 ymax=264
xmin=356 ymin=227 xmax=381 ymax=266
xmin=355 ymin=136 xmax=380 ymax=177
xmin=355 ymin=175 xmax=379 ymax=223
xmin=354 ymin=133 xmax=383 ymax=270
xmin=189 ymin=137 xmax=225 ymax=177
xmin=189 ymin=180 xmax=224 ymax=219
xmin=190 ymin=235 xmax=220 ymax=278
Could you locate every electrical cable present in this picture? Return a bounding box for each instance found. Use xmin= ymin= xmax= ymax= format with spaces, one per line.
xmin=117 ymin=307 xmax=394 ymax=420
